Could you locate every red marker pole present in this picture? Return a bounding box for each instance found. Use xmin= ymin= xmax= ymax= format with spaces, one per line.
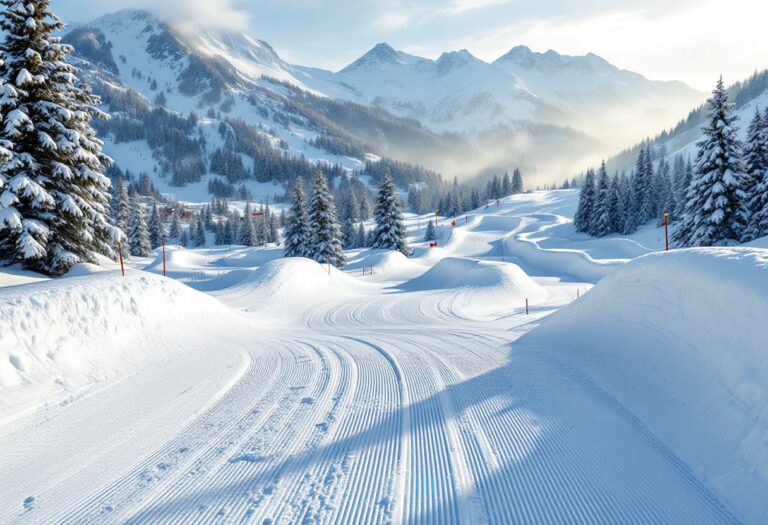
xmin=663 ymin=212 xmax=669 ymax=252
xmin=117 ymin=241 xmax=125 ymax=277
xmin=162 ymin=238 xmax=167 ymax=277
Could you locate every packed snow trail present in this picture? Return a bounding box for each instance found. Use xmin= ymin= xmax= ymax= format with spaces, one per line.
xmin=0 ymin=191 xmax=749 ymax=523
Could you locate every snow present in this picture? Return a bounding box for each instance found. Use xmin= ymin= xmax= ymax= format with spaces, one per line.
xmin=1 ymin=189 xmax=766 ymax=523
xmin=522 ymin=248 xmax=768 ymax=524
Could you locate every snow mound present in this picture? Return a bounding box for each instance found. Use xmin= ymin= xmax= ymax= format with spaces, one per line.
xmin=401 ymin=257 xmax=547 ymax=319
xmin=349 ymin=249 xmax=425 ymax=280
xmin=404 ymin=257 xmax=543 ymax=293
xmin=522 ymin=248 xmax=768 ymax=523
xmin=0 ymin=270 xmax=246 ymax=421
xmin=208 ymin=257 xmax=363 ymax=318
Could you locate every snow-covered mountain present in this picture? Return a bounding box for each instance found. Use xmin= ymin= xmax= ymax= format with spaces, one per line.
xmin=332 ymin=43 xmax=703 ymax=143
xmin=62 ymin=9 xmax=706 ymax=198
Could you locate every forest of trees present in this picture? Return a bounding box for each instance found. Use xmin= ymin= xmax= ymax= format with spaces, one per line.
xmin=575 ymin=78 xmax=768 ymax=247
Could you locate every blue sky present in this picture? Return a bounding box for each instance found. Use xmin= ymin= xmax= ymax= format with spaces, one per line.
xmin=54 ymin=0 xmax=768 ymax=90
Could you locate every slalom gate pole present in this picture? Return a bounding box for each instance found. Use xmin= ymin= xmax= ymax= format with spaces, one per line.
xmin=162 ymin=238 xmax=167 ymax=277
xmin=117 ymin=241 xmax=125 ymax=277
xmin=664 ymin=212 xmax=669 ymax=251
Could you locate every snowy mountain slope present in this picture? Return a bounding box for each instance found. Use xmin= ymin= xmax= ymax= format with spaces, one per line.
xmin=63 ymin=9 xmax=705 ymax=189
xmin=62 ymin=11 xmax=470 ymax=201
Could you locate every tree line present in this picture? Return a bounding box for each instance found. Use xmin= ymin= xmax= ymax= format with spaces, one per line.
xmin=576 ymin=77 xmax=768 ymax=247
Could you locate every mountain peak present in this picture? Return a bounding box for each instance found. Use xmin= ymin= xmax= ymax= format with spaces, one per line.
xmin=340 ymin=42 xmax=409 ymax=73
xmin=436 ymin=49 xmax=481 ymax=75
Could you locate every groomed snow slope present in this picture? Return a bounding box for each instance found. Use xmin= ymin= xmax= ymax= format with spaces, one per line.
xmin=1 ymin=190 xmax=764 ymax=524
xmin=523 ymin=248 xmax=768 ymax=524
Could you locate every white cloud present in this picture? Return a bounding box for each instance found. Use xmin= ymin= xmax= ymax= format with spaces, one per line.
xmin=438 ymin=0 xmax=511 ymax=16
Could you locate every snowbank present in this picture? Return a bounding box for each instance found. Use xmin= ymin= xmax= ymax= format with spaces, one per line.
xmin=0 ymin=269 xmax=248 ymax=421
xmin=402 ymin=257 xmax=547 ymax=318
xmin=207 ymin=257 xmax=365 ymax=319
xmin=522 ymin=248 xmax=768 ymax=523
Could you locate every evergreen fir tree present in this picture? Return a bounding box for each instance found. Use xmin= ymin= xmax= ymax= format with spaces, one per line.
xmin=169 ymin=207 xmax=182 ymax=238
xmin=179 ymin=229 xmax=189 ymax=247
xmin=424 ymin=218 xmax=437 ymax=242
xmin=674 ymin=77 xmax=749 ymax=247
xmin=512 ymin=168 xmax=524 ymax=194
xmin=342 ymin=218 xmax=357 ymax=248
xmin=194 ymin=215 xmax=206 ymax=247
xmin=639 ymin=146 xmax=656 ymax=223
xmin=283 ymin=178 xmax=312 ymax=257
xmin=128 ymin=195 xmax=151 ymax=256
xmin=188 ymin=217 xmax=199 ymax=247
xmin=148 ymin=199 xmax=164 ymax=249
xmin=743 ymin=107 xmax=768 ymax=239
xmin=357 ymin=221 xmax=367 ymax=248
xmin=671 ymin=154 xmax=688 ymax=219
xmin=752 ymin=107 xmax=768 ymax=238
xmin=608 ymin=174 xmax=622 ymax=233
xmin=370 ymin=172 xmax=409 ymax=255
xmin=502 ymin=172 xmax=512 ymax=195
xmin=592 ymin=162 xmax=613 ymax=236
xmin=359 ymin=193 xmax=372 ymax=220
xmin=0 ymin=0 xmax=118 ymax=274
xmin=574 ymin=168 xmax=597 ymax=233
xmin=268 ymin=211 xmax=280 ymax=245
xmin=308 ymin=170 xmax=346 ymax=266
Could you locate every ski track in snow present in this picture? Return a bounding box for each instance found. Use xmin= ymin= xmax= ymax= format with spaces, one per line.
xmin=0 ymin=191 xmax=745 ymax=524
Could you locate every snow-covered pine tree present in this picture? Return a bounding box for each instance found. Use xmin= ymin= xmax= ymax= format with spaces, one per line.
xmin=512 ymin=168 xmax=524 ymax=194
xmin=127 ymin=195 xmax=151 ymax=256
xmin=370 ymin=172 xmax=409 ymax=256
xmin=743 ymin=107 xmax=768 ymax=240
xmin=148 ymin=199 xmax=164 ymax=249
xmin=620 ymin=173 xmax=634 ymax=234
xmin=502 ymin=172 xmax=512 ymax=195
xmin=179 ymin=229 xmax=189 ymax=247
xmin=424 ymin=218 xmax=437 ymax=241
xmin=639 ymin=146 xmax=657 ymax=223
xmin=283 ymin=178 xmax=312 ymax=257
xmin=342 ymin=218 xmax=357 ymax=248
xmin=111 ymin=176 xmax=130 ymax=229
xmin=655 ymin=156 xmax=674 ymax=224
xmin=359 ymin=193 xmax=372 ymax=220
xmin=194 ymin=215 xmax=206 ymax=247
xmin=0 ymin=0 xmax=118 ymax=274
xmin=188 ymin=217 xmax=198 ymax=247
xmin=308 ymin=170 xmax=346 ymax=266
xmin=592 ymin=162 xmax=613 ymax=237
xmin=671 ymin=154 xmax=687 ymax=219
xmin=279 ymin=208 xmax=287 ymax=227
xmin=268 ymin=211 xmax=280 ymax=245
xmin=574 ymin=168 xmax=596 ymax=233
xmin=169 ymin=206 xmax=182 ymax=238
xmin=609 ymin=174 xmax=622 ymax=233
xmin=752 ymin=108 xmax=768 ymax=238
xmin=357 ymin=221 xmax=367 ymax=248
xmin=674 ymin=77 xmax=749 ymax=247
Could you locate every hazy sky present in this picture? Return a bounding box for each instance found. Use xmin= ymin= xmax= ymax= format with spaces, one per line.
xmin=54 ymin=0 xmax=768 ymax=91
